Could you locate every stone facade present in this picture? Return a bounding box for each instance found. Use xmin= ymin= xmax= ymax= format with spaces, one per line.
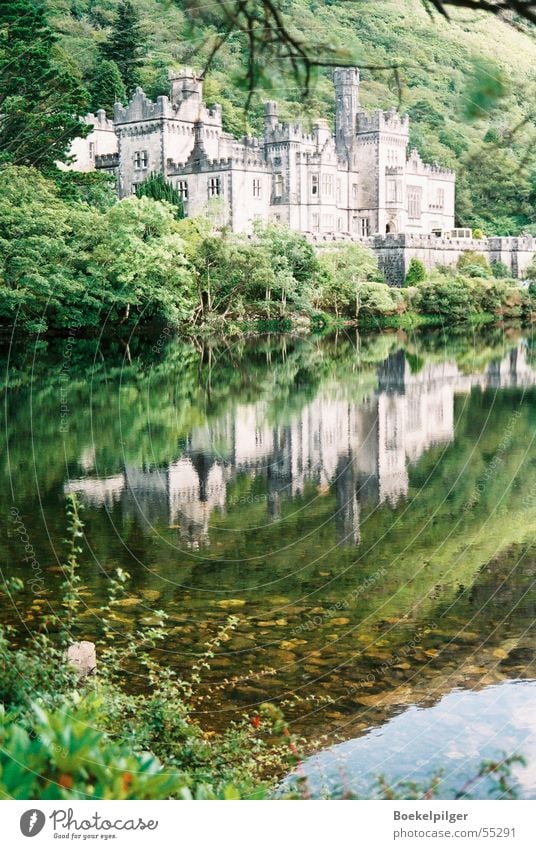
xmin=310 ymin=232 xmax=536 ymax=285
xmin=67 ymin=66 xmax=455 ymax=238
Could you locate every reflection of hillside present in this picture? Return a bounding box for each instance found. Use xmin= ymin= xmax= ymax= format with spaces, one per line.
xmin=65 ymin=344 xmax=536 ymax=548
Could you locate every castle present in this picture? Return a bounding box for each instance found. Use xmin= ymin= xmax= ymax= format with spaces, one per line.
xmin=69 ymin=67 xmax=536 ymax=282
xmin=69 ymin=67 xmax=456 ymax=239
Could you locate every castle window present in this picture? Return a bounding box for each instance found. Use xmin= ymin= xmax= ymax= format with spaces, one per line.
xmin=274 ymin=174 xmax=284 ymax=198
xmin=321 ymin=174 xmax=334 ymax=197
xmin=322 ymin=214 xmax=335 ymax=231
xmin=177 ymin=180 xmax=188 ymax=200
xmin=311 ymin=174 xmax=319 ymax=196
xmin=134 ymin=150 xmax=149 ymax=169
xmin=89 ymin=142 xmax=95 ymax=161
xmin=208 ymin=176 xmax=221 ymax=197
xmin=253 ymin=178 xmax=262 ymax=198
xmin=359 ymin=217 xmax=370 ymax=236
xmin=312 ymin=213 xmax=320 ymax=232
xmin=436 ymin=187 xmax=445 ymax=208
xmin=337 ymin=217 xmax=343 ymax=232
xmin=387 ymin=179 xmax=398 ymax=203
xmin=352 ymin=183 xmax=358 ymax=201
xmin=408 ymin=187 xmax=422 ymax=219
xmin=336 ymin=180 xmax=341 ymax=203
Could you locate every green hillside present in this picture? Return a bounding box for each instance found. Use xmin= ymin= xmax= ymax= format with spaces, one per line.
xmin=47 ymin=0 xmax=536 ymax=233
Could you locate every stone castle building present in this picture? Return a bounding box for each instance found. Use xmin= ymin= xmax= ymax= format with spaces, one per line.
xmin=69 ymin=66 xmax=456 ymax=239
xmin=69 ymin=67 xmax=536 ymax=282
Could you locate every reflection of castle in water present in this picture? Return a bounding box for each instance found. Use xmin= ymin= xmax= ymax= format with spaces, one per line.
xmin=65 ymin=346 xmax=536 ymax=548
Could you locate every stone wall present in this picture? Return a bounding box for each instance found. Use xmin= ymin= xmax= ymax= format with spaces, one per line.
xmin=310 ymin=233 xmax=536 ymax=285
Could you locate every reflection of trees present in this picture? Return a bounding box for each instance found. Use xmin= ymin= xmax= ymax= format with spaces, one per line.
xmin=1 ymin=329 xmax=534 ymax=601
xmin=2 ymin=328 xmax=536 ymax=737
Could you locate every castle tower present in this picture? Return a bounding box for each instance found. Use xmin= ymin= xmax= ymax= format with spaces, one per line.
xmin=169 ymin=68 xmax=203 ymax=107
xmin=333 ymin=67 xmax=360 ymax=150
xmin=264 ymin=101 xmax=278 ymax=132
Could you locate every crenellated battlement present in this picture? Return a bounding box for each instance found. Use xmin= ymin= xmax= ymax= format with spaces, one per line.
xmin=406 ymin=148 xmax=455 ymax=179
xmin=356 ymin=107 xmax=410 ymax=136
xmin=95 ymin=152 xmax=119 ymax=165
xmin=306 ymin=232 xmax=536 ymax=285
xmin=114 ymin=88 xmax=171 ymax=123
xmin=168 ymin=154 xmax=269 ymax=173
xmin=83 ymin=110 xmax=115 ymax=131
xmin=264 ymin=124 xmax=316 ymax=144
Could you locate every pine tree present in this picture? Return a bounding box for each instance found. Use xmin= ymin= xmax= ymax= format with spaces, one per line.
xmin=404 ymin=258 xmax=427 ymax=286
xmin=135 ymin=172 xmax=184 ymax=218
xmin=0 ymin=0 xmax=89 ymax=169
xmin=101 ymin=1 xmax=147 ymax=96
xmin=89 ymin=60 xmax=126 ymax=114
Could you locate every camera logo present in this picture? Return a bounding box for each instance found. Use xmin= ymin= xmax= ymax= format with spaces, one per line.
xmin=20 ymin=810 xmax=46 ymax=837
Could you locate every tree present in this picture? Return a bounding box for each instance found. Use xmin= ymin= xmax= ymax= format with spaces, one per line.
xmin=136 ymin=172 xmax=184 ymax=218
xmin=0 ymin=167 xmax=195 ymax=331
xmin=0 ymin=1 xmax=89 ymax=169
xmin=180 ymin=0 xmax=536 ymax=104
xmin=89 ymin=59 xmax=126 ymax=114
xmin=101 ymin=1 xmax=147 ymax=95
xmin=405 ymin=258 xmax=426 ymax=286
xmin=317 ymin=243 xmax=382 ymax=318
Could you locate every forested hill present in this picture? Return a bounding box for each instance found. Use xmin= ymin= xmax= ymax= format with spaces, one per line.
xmin=47 ymin=0 xmax=536 ymax=234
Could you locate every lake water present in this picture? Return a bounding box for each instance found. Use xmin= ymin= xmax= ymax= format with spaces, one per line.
xmin=2 ymin=326 xmax=536 ymax=787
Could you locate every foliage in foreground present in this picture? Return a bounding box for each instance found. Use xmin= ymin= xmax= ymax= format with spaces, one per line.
xmin=0 ymin=499 xmax=298 ymax=800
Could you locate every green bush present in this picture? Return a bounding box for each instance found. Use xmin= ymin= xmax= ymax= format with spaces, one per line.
xmin=316 ymin=244 xmax=382 ymax=318
xmin=416 ymin=277 xmax=481 ymax=320
xmin=0 ymin=699 xmax=189 ymax=800
xmin=491 ymin=261 xmax=510 ymax=279
xmin=136 ymin=172 xmax=185 ymax=218
xmin=405 ymin=258 xmax=426 ymax=286
xmin=456 ymin=251 xmax=492 ymax=278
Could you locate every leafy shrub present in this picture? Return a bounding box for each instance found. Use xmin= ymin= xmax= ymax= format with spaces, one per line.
xmin=415 ymin=277 xmax=481 ymax=320
xmin=316 ymin=244 xmax=382 ymax=317
xmin=491 ymin=261 xmax=509 ymax=279
xmin=0 ymin=698 xmax=189 ymax=800
xmin=405 ymin=258 xmax=426 ymax=286
xmin=456 ymin=251 xmax=491 ymax=278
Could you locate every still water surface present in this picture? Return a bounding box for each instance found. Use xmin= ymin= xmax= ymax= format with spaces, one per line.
xmin=2 ymin=327 xmax=536 ymax=781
